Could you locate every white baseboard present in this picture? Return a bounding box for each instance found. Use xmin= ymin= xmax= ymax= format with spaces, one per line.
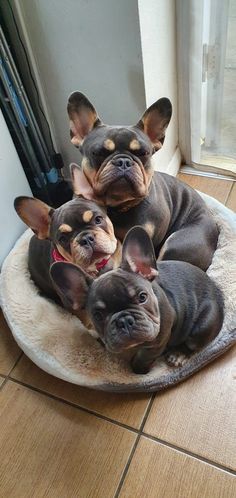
xmin=180 ymin=165 xmax=236 ymax=182
xmin=166 ymin=147 xmax=182 ymax=176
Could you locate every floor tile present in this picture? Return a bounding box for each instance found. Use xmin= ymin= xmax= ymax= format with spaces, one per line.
xmin=0 ymin=311 xmax=21 ymax=375
xmin=226 ymin=183 xmax=236 ymax=211
xmin=0 ymin=376 xmax=5 ymax=387
xmin=144 ymin=346 xmax=236 ymax=470
xmin=0 ymin=381 xmax=135 ymax=498
xmin=11 ymin=355 xmax=150 ymax=428
xmin=178 ymin=173 xmax=232 ymax=204
xmin=120 ymin=437 xmax=236 ymax=498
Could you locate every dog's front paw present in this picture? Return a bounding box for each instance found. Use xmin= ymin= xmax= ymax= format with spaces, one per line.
xmin=97 ymin=337 xmax=105 ymax=348
xmin=165 ymin=351 xmax=188 ymax=367
xmin=131 ymin=358 xmax=151 ymax=375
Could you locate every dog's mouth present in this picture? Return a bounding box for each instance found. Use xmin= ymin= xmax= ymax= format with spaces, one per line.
xmin=92 ymin=154 xmax=150 ymax=201
xmin=90 ymin=250 xmax=111 ymax=265
xmin=70 ymin=234 xmax=117 ymax=271
xmin=105 ymin=340 xmax=142 ymax=354
xmin=104 ymin=310 xmax=160 ymax=354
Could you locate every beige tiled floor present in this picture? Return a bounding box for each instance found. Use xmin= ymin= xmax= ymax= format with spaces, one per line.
xmin=178 ymin=173 xmax=233 ymax=204
xmin=11 ymin=355 xmax=150 ymax=428
xmin=144 ymin=345 xmax=236 ymax=470
xmin=0 ymin=174 xmax=235 ymax=497
xmin=120 ymin=438 xmax=236 ymax=498
xmin=0 ymin=382 xmax=135 ymax=498
xmin=0 ymin=312 xmax=21 ymax=376
xmin=227 ymin=182 xmax=236 ymax=211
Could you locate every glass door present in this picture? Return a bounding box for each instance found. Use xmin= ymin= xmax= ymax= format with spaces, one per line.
xmin=178 ymin=0 xmax=236 ymax=178
xmin=200 ymin=0 xmax=236 ymax=176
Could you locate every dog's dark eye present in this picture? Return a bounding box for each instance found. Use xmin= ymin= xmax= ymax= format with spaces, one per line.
xmin=93 ymin=310 xmax=103 ymax=321
xmin=58 ymin=234 xmax=69 ymax=244
xmin=135 ymin=149 xmax=150 ymax=157
xmin=138 ymin=291 xmax=148 ymax=304
xmin=92 ymin=148 xmax=109 ymax=158
xmin=94 ymin=215 xmax=103 ymax=225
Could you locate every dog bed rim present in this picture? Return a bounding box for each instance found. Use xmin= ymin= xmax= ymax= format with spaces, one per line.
xmin=1 ymin=191 xmax=236 ymax=392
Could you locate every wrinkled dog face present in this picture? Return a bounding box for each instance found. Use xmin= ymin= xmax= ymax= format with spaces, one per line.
xmin=88 ymin=269 xmax=160 ymax=353
xmin=67 ymin=92 xmax=172 ymax=207
xmin=50 ymin=198 xmax=117 ymax=270
xmin=78 ymin=126 xmax=153 ymax=206
xmin=14 ymin=196 xmax=117 ymax=272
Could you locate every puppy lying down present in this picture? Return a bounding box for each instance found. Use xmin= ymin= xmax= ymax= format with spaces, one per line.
xmin=14 ymin=195 xmax=121 ymax=328
xmin=50 ymin=226 xmax=224 ymax=374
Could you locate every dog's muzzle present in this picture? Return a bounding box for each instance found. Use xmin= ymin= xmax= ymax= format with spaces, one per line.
xmin=105 ymin=309 xmax=158 ymax=353
xmin=111 ymin=155 xmax=134 ymax=172
xmin=116 ymin=314 xmax=135 ymax=334
xmin=78 ymin=232 xmax=95 ymax=248
xmin=109 ymin=154 xmax=140 ymax=187
xmin=92 ymin=153 xmax=148 ymax=204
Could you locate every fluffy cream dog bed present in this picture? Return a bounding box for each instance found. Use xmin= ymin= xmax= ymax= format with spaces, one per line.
xmin=1 ymin=193 xmax=236 ymax=392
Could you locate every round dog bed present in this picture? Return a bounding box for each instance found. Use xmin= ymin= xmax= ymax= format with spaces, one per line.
xmin=1 ymin=192 xmax=236 ymax=392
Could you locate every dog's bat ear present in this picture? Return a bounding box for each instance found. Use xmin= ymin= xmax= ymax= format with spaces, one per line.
xmin=70 ymin=164 xmax=105 ymax=205
xmin=14 ymin=196 xmax=54 ymax=239
xmin=67 ymin=91 xmax=102 ymax=147
xmin=70 ymin=163 xmax=96 ymax=200
xmin=50 ymin=262 xmax=93 ymax=312
xmin=136 ymin=97 xmax=172 ymax=152
xmin=121 ymin=226 xmax=158 ymax=281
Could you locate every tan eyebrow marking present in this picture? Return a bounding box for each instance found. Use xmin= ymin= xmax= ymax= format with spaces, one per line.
xmin=83 ymin=210 xmax=93 ymax=223
xmin=58 ymin=224 xmax=73 ymax=233
xmin=96 ymin=300 xmax=106 ymax=309
xmin=81 ymin=157 xmax=92 ymax=170
xmin=127 ymin=286 xmax=136 ymax=298
xmin=129 ymin=139 xmax=141 ymax=150
xmin=104 ymin=139 xmax=115 ymax=151
xmin=144 ymin=222 xmax=155 ymax=238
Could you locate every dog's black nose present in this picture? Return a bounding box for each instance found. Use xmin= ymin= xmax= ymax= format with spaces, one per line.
xmin=116 ymin=315 xmax=135 ymax=333
xmin=112 ymin=157 xmax=133 ymax=170
xmin=79 ymin=233 xmax=95 ymax=247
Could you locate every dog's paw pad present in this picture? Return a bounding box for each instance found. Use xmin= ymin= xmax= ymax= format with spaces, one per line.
xmin=165 ymin=351 xmax=188 ymax=367
xmin=131 ymin=360 xmax=150 ymax=375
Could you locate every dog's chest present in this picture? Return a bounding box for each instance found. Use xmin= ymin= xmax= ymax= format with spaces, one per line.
xmin=108 ymin=193 xmax=169 ymax=245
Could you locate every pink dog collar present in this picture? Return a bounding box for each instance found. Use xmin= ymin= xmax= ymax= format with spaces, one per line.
xmin=52 ymin=249 xmax=110 ymax=272
xmin=52 ymin=248 xmax=67 ymax=263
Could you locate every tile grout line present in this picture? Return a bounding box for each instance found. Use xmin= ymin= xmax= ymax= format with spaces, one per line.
xmin=139 ymin=393 xmax=157 ymax=432
xmin=141 ymin=433 xmax=236 ymax=477
xmin=224 ymin=181 xmax=234 ymax=206
xmin=0 ymin=351 xmax=24 ymax=391
xmin=113 ymin=393 xmax=157 ymax=498
xmin=5 ymin=377 xmax=236 ymax=477
xmin=8 ymin=376 xmax=139 ymax=434
xmin=113 ymin=434 xmax=141 ymax=498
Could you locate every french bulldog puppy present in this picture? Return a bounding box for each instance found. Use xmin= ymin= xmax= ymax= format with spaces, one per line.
xmin=50 ymin=227 xmax=224 ymax=374
xmin=14 ymin=196 xmax=121 ymax=326
xmin=67 ymin=91 xmax=218 ymax=271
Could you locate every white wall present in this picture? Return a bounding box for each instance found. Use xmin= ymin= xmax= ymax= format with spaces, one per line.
xmin=0 ymin=110 xmax=32 ymax=267
xmin=15 ymin=0 xmax=146 ymax=170
xmin=138 ymin=0 xmax=180 ymax=173
xmin=3 ymin=0 xmax=180 ymax=175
